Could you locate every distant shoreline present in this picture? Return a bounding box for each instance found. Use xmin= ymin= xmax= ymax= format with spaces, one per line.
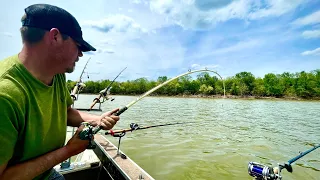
xmin=77 ymin=93 xmax=320 ymax=101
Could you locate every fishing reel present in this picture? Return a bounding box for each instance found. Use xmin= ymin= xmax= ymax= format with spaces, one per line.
xmin=79 ymin=122 xmax=96 ymax=149
xmin=249 ymin=144 xmax=320 ymax=180
xmin=70 ymin=82 xmax=86 ymax=101
xmin=248 ymin=162 xmax=293 ymax=180
xmin=99 ymin=87 xmax=113 ymax=103
xmin=248 ymin=162 xmax=279 ymax=180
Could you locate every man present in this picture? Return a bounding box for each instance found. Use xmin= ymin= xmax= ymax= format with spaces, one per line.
xmin=0 ymin=4 xmax=120 ymax=180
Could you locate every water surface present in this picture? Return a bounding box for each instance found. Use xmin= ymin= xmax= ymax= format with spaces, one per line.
xmin=74 ymin=95 xmax=320 ymax=180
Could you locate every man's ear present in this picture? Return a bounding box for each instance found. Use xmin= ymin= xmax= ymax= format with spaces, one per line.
xmin=48 ymin=28 xmax=62 ymax=44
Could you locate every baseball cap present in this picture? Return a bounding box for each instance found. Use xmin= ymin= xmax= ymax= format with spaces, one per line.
xmin=22 ymin=4 xmax=96 ymax=52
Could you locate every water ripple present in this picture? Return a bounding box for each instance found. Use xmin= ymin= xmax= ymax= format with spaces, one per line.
xmin=75 ymin=95 xmax=320 ymax=180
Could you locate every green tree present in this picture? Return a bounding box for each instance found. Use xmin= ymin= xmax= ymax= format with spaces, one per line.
xmin=294 ymin=71 xmax=317 ymax=98
xmin=199 ymin=84 xmax=213 ymax=95
xmin=235 ymin=72 xmax=255 ymax=95
xmin=66 ymin=69 xmax=320 ymax=99
xmin=263 ymin=73 xmax=284 ymax=97
xmin=279 ymin=72 xmax=295 ymax=96
xmin=215 ymin=80 xmax=225 ymax=96
xmin=252 ymin=78 xmax=265 ymax=96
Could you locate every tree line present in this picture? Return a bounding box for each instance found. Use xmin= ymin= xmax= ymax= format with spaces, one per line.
xmin=67 ymin=69 xmax=320 ymax=99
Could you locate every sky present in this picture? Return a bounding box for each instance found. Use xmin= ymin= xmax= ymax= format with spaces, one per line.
xmin=0 ymin=0 xmax=319 ymax=82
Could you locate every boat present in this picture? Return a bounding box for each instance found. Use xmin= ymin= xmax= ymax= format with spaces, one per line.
xmin=54 ymin=91 xmax=154 ymax=180
xmin=55 ymin=67 xmax=227 ymax=180
xmin=54 ymin=64 xmax=154 ymax=179
xmin=54 ymin=132 xmax=154 ymax=180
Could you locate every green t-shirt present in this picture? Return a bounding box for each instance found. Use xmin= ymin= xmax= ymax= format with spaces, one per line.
xmin=0 ymin=54 xmax=73 ymax=179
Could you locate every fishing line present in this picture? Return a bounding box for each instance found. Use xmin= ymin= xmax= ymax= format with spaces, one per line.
xmin=105 ymin=121 xmax=197 ymax=136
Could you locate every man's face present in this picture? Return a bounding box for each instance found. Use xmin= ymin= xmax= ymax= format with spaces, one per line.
xmin=54 ymin=35 xmax=83 ymax=73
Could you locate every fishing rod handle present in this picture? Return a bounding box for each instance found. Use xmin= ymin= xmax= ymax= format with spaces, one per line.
xmin=71 ymin=85 xmax=79 ymax=95
xmin=70 ymin=85 xmax=79 ymax=100
xmin=86 ymin=107 xmax=127 ymax=135
xmin=114 ymin=106 xmax=128 ymax=116
xmin=92 ymin=126 xmax=102 ymax=134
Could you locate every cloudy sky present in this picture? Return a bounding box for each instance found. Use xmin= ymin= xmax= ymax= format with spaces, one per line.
xmin=0 ymin=0 xmax=319 ymax=82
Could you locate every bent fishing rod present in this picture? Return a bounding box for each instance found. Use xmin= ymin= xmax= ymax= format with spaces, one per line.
xmin=87 ymin=66 xmax=127 ymax=111
xmin=114 ymin=69 xmax=225 ymax=116
xmin=248 ymin=144 xmax=320 ymax=180
xmin=79 ymin=68 xmax=226 ymax=140
xmin=70 ymin=57 xmax=91 ymax=101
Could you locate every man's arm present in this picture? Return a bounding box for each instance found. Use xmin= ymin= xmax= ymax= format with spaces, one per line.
xmin=0 ymin=126 xmax=89 ymax=180
xmin=67 ymin=107 xmax=120 ymax=130
xmin=67 ymin=106 xmax=100 ymax=127
xmin=0 ymin=146 xmax=71 ymax=180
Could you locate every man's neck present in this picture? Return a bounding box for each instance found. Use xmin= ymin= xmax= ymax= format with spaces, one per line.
xmin=18 ymin=45 xmax=56 ymax=85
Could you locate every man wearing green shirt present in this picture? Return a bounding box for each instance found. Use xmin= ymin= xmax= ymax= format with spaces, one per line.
xmin=0 ymin=4 xmax=120 ymax=180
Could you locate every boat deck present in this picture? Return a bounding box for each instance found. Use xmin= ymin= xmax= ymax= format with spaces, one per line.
xmin=54 ymin=132 xmax=154 ymax=180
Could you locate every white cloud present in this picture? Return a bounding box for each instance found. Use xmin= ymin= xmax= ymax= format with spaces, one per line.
xmin=292 ymin=10 xmax=320 ymax=27
xmin=149 ymin=0 xmax=250 ymax=30
xmin=248 ymin=0 xmax=305 ymax=19
xmin=212 ymin=39 xmax=261 ymax=54
xmin=302 ymin=30 xmax=320 ymax=38
xmin=82 ymin=30 xmax=186 ymax=81
xmin=1 ymin=0 xmax=318 ymax=83
xmin=149 ymin=0 xmax=306 ymax=30
xmin=191 ymin=64 xmax=201 ymax=69
xmin=100 ymin=40 xmax=116 ymax=46
xmin=131 ymin=0 xmax=149 ymax=5
xmin=82 ymin=14 xmax=148 ymax=34
xmin=301 ymin=47 xmax=320 ymax=56
xmin=132 ymin=0 xmax=141 ymax=3
xmin=189 ymin=39 xmax=262 ymax=60
xmin=191 ymin=64 xmax=219 ymax=70
xmin=0 ymin=32 xmax=13 ymax=37
xmin=97 ymin=48 xmax=115 ymax=54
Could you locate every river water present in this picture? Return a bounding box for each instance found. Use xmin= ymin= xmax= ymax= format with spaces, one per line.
xmin=73 ymin=95 xmax=320 ymax=180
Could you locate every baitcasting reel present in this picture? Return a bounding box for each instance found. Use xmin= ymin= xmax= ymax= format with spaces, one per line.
xmin=79 ymin=122 xmax=96 ymax=149
xmin=248 ymin=144 xmax=320 ymax=179
xmin=248 ymin=162 xmax=280 ymax=180
xmin=248 ymin=161 xmax=294 ymax=180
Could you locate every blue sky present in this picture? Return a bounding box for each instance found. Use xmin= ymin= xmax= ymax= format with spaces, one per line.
xmin=0 ymin=0 xmax=319 ymax=82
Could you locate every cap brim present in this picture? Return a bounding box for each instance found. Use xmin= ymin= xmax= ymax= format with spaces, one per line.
xmin=75 ymin=38 xmax=96 ymax=52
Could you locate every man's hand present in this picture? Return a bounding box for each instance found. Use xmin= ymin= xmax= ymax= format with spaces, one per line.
xmin=65 ymin=124 xmax=90 ymax=156
xmin=67 ymin=107 xmax=120 ymax=129
xmin=0 ymin=124 xmax=90 ymax=180
xmin=98 ymin=108 xmax=120 ymax=130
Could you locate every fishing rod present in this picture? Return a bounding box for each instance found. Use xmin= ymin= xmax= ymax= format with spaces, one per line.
xmin=105 ymin=121 xmax=197 ymax=136
xmin=103 ymin=121 xmax=196 ymax=158
xmin=87 ymin=66 xmax=127 ymax=111
xmin=111 ymin=69 xmax=225 ymax=117
xmin=61 ymin=57 xmax=91 ymax=170
xmin=248 ymin=144 xmax=320 ymax=180
xmin=79 ymin=68 xmax=225 ymax=141
xmin=70 ymin=57 xmax=91 ymax=101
